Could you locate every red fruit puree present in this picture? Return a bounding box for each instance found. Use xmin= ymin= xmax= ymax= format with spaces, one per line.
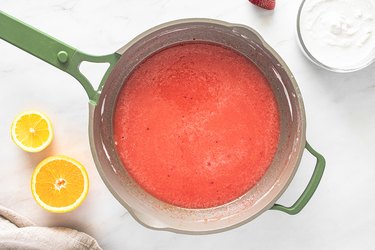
xmin=114 ymin=43 xmax=280 ymax=208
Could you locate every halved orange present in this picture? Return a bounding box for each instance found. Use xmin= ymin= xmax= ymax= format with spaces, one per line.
xmin=11 ymin=111 xmax=53 ymax=152
xmin=31 ymin=156 xmax=89 ymax=213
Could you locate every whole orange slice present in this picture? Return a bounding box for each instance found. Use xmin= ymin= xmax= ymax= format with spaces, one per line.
xmin=31 ymin=156 xmax=89 ymax=213
xmin=11 ymin=111 xmax=53 ymax=152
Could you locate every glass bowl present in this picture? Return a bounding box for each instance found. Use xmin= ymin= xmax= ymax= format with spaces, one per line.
xmin=297 ymin=0 xmax=375 ymax=72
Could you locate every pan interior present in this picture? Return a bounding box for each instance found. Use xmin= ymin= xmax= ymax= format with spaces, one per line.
xmin=90 ymin=20 xmax=305 ymax=232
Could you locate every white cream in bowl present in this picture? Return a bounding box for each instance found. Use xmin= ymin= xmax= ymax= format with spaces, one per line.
xmin=298 ymin=0 xmax=375 ymax=71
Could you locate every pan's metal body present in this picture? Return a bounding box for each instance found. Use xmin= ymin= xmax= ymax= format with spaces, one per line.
xmin=0 ymin=12 xmax=325 ymax=234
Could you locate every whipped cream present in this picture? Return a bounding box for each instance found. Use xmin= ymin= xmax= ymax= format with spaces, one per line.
xmin=299 ymin=0 xmax=375 ymax=70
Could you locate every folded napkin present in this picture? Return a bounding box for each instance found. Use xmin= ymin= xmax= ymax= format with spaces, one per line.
xmin=0 ymin=205 xmax=102 ymax=250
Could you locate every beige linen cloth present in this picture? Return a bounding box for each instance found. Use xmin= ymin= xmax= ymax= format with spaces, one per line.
xmin=0 ymin=205 xmax=102 ymax=250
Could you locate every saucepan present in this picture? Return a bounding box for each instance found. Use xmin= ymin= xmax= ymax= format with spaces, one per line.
xmin=0 ymin=11 xmax=325 ymax=233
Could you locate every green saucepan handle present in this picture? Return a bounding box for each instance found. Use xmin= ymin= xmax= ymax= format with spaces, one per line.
xmin=0 ymin=11 xmax=120 ymax=104
xmin=271 ymin=142 xmax=325 ymax=215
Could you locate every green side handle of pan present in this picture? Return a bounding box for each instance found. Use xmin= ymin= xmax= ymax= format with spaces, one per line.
xmin=0 ymin=10 xmax=120 ymax=105
xmin=271 ymin=142 xmax=325 ymax=215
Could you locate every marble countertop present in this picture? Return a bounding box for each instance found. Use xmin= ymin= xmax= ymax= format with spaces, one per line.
xmin=1 ymin=0 xmax=375 ymax=249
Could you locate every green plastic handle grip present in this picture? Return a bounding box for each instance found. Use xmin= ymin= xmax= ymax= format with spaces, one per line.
xmin=271 ymin=142 xmax=325 ymax=215
xmin=0 ymin=11 xmax=120 ymax=104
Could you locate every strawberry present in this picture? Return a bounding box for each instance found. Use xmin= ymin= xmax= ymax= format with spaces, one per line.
xmin=249 ymin=0 xmax=276 ymax=10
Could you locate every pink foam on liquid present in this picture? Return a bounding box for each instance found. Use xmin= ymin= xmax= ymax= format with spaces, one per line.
xmin=114 ymin=43 xmax=280 ymax=208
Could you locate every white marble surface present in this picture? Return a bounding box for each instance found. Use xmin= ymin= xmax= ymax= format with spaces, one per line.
xmin=1 ymin=0 xmax=375 ymax=249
